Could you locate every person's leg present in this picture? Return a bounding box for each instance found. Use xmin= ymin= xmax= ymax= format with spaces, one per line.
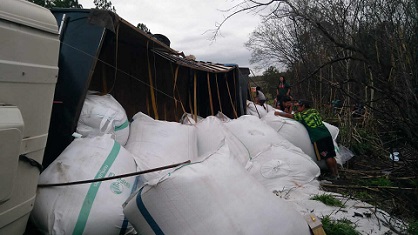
xmin=314 ymin=137 xmax=339 ymax=178
xmin=325 ymin=157 xmax=339 ymax=177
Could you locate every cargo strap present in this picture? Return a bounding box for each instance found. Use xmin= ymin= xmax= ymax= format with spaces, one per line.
xmin=225 ymin=73 xmax=238 ymax=118
xmin=215 ymin=74 xmax=223 ymax=114
xmin=37 ymin=160 xmax=191 ymax=187
xmin=207 ymin=72 xmax=214 ymax=115
xmin=19 ymin=154 xmax=43 ymax=172
xmin=193 ymin=72 xmax=198 ymax=122
xmin=147 ymin=40 xmax=159 ymax=119
xmin=172 ymin=65 xmax=187 ymax=119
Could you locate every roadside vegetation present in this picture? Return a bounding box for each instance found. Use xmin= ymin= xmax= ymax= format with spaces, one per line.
xmin=239 ymin=1 xmax=417 ymax=233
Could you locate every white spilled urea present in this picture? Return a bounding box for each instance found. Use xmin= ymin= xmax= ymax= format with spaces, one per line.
xmin=31 ymin=135 xmax=138 ymax=235
xmin=77 ymin=91 xmax=130 ymax=146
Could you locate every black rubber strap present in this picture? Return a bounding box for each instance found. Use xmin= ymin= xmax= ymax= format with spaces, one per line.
xmin=19 ymin=154 xmax=43 ymax=172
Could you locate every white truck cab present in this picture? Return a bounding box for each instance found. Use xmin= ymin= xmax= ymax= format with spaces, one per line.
xmin=0 ymin=0 xmax=60 ymax=234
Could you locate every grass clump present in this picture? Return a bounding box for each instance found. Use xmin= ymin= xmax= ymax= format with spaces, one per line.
xmin=359 ymin=177 xmax=393 ymax=187
xmin=310 ymin=194 xmax=345 ymax=208
xmin=321 ymin=216 xmax=361 ymax=235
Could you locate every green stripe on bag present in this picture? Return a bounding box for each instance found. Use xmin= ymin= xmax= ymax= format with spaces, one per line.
xmin=73 ymin=141 xmax=121 ymax=235
xmin=115 ymin=120 xmax=129 ymax=131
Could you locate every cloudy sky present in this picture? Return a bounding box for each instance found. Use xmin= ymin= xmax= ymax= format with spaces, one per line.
xmin=78 ymin=0 xmax=264 ymax=75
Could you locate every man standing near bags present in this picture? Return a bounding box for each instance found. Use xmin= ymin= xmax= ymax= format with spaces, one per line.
xmin=274 ymin=99 xmax=339 ymax=180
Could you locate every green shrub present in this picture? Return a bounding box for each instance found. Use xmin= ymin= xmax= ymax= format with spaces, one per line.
xmin=350 ymin=128 xmax=377 ymax=155
xmin=407 ymin=220 xmax=418 ymax=235
xmin=310 ymin=194 xmax=345 ymax=208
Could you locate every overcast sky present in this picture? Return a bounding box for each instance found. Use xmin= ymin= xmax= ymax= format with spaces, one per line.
xmin=78 ymin=0 xmax=263 ymax=75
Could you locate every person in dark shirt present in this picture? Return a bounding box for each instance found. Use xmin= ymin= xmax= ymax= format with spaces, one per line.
xmin=276 ymin=76 xmax=291 ymax=102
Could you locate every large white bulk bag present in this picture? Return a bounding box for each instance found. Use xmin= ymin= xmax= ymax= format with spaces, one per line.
xmin=324 ymin=121 xmax=339 ymax=142
xmin=125 ymin=112 xmax=197 ymax=182
xmin=123 ymin=145 xmax=311 ymax=235
xmin=246 ymin=100 xmax=274 ymax=118
xmin=246 ymin=145 xmax=320 ymax=192
xmin=223 ymin=115 xmax=305 ymax=158
xmin=262 ymin=112 xmax=342 ymax=169
xmin=195 ymin=116 xmax=250 ymax=165
xmin=179 ymin=112 xmax=203 ymax=125
xmin=215 ymin=111 xmax=231 ymax=122
xmin=77 ymin=91 xmax=130 ymax=146
xmin=31 ymin=135 xmax=138 ymax=235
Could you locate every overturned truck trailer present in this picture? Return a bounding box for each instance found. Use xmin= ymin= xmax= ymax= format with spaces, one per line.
xmin=44 ymin=8 xmax=250 ymax=168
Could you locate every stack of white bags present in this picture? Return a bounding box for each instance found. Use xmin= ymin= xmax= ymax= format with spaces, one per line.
xmin=122 ymin=113 xmax=312 ymax=234
xmin=31 ymin=96 xmax=397 ymax=234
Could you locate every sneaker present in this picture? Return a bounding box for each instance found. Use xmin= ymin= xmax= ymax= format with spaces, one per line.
xmin=323 ymin=174 xmax=339 ymax=181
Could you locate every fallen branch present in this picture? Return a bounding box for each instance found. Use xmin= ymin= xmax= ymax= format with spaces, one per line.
xmin=320 ymin=184 xmax=415 ymax=191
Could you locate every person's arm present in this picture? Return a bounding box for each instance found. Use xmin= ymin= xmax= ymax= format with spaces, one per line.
xmin=285 ymin=102 xmax=293 ymax=114
xmin=274 ymin=110 xmax=294 ymax=119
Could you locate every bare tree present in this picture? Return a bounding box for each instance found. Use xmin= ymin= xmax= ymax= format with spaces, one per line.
xmin=219 ymin=0 xmax=418 ymax=149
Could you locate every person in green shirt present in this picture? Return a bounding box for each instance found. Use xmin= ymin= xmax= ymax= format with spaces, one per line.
xmin=274 ymin=99 xmax=339 ymax=180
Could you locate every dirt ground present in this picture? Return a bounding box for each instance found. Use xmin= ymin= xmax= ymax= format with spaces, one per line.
xmin=320 ymin=144 xmax=418 ymax=230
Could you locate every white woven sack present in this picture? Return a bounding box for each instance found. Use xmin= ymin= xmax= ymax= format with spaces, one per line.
xmin=223 ymin=115 xmax=305 ymax=158
xmin=179 ymin=112 xmax=203 ymax=125
xmin=246 ymin=145 xmax=320 ymax=192
xmin=31 ymin=135 xmax=138 ymax=235
xmin=246 ymin=100 xmax=270 ymax=118
xmin=125 ymin=112 xmax=197 ymax=182
xmin=195 ymin=116 xmax=250 ymax=165
xmin=324 ymin=121 xmax=339 ymax=141
xmin=123 ymin=144 xmax=311 ymax=235
xmin=262 ymin=112 xmax=342 ymax=169
xmin=215 ymin=111 xmax=231 ymax=122
xmin=77 ymin=91 xmax=129 ymax=145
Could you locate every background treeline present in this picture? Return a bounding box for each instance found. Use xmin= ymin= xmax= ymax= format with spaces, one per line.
xmin=245 ymin=0 xmax=417 ymax=154
xmin=27 ymin=0 xmax=115 ymax=11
